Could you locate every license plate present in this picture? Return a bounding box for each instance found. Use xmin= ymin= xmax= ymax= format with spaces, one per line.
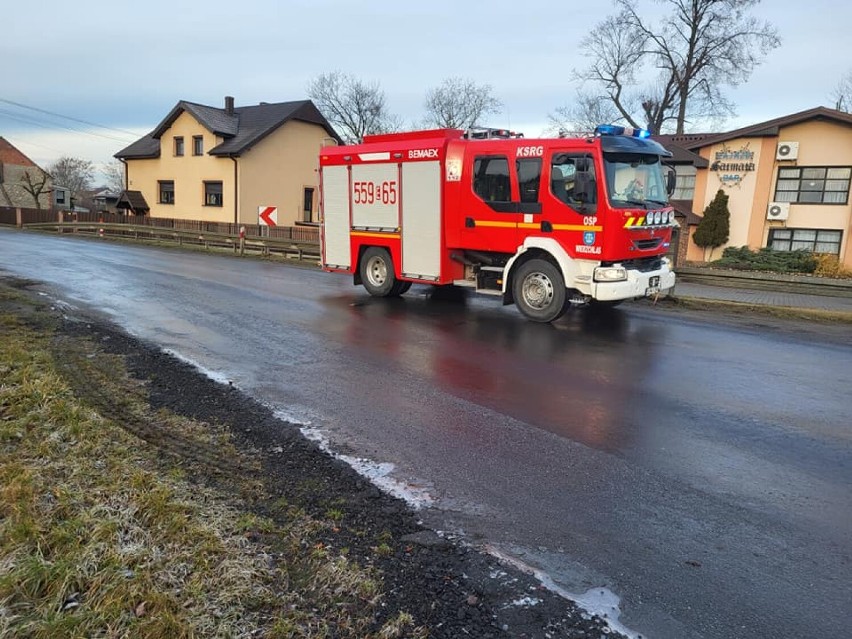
xmin=646 ymin=287 xmax=660 ymax=296
xmin=649 ymin=276 xmax=660 ymax=287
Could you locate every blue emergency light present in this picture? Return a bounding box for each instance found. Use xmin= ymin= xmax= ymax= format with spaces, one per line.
xmin=595 ymin=124 xmax=651 ymax=139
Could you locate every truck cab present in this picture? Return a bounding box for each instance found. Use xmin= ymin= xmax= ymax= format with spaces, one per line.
xmin=319 ymin=125 xmax=676 ymax=322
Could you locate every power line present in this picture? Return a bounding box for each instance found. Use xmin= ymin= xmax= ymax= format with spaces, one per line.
xmin=0 ymin=97 xmax=139 ymax=138
xmin=0 ymin=107 xmax=135 ymax=144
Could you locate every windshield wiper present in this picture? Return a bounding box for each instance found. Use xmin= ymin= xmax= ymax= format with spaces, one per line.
xmin=645 ymin=198 xmax=668 ymax=207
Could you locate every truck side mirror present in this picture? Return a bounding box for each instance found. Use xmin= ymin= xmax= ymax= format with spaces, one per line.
xmin=666 ymin=167 xmax=677 ymax=196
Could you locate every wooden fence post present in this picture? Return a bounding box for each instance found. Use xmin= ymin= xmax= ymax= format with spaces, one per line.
xmin=16 ymin=208 xmax=22 ymax=228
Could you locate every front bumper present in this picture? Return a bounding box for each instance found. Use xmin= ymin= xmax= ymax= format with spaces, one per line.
xmin=592 ymin=265 xmax=676 ymax=301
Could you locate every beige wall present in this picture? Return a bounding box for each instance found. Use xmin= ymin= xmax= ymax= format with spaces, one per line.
xmin=238 ymin=120 xmax=327 ymax=226
xmin=126 ymin=113 xmax=328 ymax=227
xmin=698 ymin=136 xmax=765 ymax=249
xmin=690 ymin=119 xmax=852 ymax=267
xmin=126 ymin=111 xmax=234 ymax=221
xmin=769 ymin=121 xmax=852 ymax=266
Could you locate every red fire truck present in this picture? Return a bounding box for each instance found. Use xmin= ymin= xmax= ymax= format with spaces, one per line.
xmin=319 ymin=125 xmax=677 ymax=322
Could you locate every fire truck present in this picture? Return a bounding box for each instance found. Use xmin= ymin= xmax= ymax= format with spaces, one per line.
xmin=318 ymin=124 xmax=677 ymax=322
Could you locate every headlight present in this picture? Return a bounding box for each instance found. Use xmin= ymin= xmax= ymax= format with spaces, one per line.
xmin=594 ymin=266 xmax=627 ymax=282
xmin=651 ymin=211 xmax=660 ymax=224
xmin=668 ymin=211 xmax=675 ymax=223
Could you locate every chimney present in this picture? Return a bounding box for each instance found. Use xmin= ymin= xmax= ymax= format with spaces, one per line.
xmin=225 ymin=96 xmax=235 ymax=116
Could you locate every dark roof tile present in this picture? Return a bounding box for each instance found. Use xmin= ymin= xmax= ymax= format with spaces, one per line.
xmin=114 ymin=133 xmax=160 ymax=159
xmin=115 ymin=98 xmax=341 ymax=160
xmin=675 ymin=107 xmax=852 ymax=150
xmin=210 ymin=100 xmax=339 ymax=155
xmin=116 ymin=190 xmax=150 ymax=212
xmin=655 ymin=139 xmax=709 ymax=167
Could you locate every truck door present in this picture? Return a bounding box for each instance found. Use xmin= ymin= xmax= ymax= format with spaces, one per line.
xmin=461 ymin=154 xmax=522 ymax=252
xmin=516 ymin=156 xmax=543 ymax=235
xmin=542 ymin=152 xmax=602 ymax=257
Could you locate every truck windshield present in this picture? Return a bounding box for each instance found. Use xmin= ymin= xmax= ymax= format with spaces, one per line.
xmin=603 ymin=153 xmax=669 ymax=208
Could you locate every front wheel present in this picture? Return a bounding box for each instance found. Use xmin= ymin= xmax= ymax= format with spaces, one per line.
xmin=512 ymin=258 xmax=567 ymax=323
xmin=360 ymin=247 xmax=399 ymax=297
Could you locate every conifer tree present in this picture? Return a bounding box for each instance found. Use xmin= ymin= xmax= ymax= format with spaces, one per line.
xmin=693 ymin=189 xmax=731 ymax=261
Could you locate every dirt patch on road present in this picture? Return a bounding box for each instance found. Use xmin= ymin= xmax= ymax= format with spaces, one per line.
xmin=1 ymin=275 xmax=624 ymax=639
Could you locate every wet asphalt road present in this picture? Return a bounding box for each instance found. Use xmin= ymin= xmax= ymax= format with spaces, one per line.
xmin=1 ymin=229 xmax=850 ymax=639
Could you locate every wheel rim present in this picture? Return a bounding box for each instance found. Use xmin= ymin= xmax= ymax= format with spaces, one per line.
xmin=521 ymin=271 xmax=554 ymax=310
xmin=366 ymin=255 xmax=388 ymax=288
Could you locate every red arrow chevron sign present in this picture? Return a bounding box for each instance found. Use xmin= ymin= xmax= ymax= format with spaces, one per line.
xmin=258 ymin=206 xmax=278 ymax=227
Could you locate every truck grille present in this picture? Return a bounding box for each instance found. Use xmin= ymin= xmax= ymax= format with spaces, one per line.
xmin=633 ymin=238 xmax=664 ymax=251
xmin=617 ymin=257 xmax=663 ymax=272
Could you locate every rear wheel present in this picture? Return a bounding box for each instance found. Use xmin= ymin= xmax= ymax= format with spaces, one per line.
xmin=512 ymin=258 xmax=567 ymax=323
xmin=391 ymin=281 xmax=412 ymax=296
xmin=360 ymin=247 xmax=398 ymax=297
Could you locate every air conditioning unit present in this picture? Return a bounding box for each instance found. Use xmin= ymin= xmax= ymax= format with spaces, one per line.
xmin=767 ymin=202 xmax=790 ymax=220
xmin=776 ymin=141 xmax=799 ymax=160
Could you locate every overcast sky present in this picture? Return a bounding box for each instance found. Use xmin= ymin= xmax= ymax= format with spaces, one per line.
xmin=2 ymin=0 xmax=850 ymax=182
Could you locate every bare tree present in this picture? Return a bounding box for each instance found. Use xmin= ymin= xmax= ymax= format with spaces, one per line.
xmin=423 ymin=77 xmax=502 ymax=129
xmin=548 ymin=92 xmax=625 ymax=136
xmin=18 ymin=169 xmax=49 ymax=210
xmin=102 ymin=160 xmax=126 ymax=194
xmin=576 ymin=0 xmax=780 ymax=134
xmin=832 ymin=70 xmax=852 ymax=113
xmin=308 ymin=71 xmax=402 ymax=143
xmin=47 ymin=156 xmax=94 ymax=198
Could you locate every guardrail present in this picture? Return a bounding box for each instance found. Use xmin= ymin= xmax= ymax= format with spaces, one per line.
xmin=22 ymin=222 xmax=321 ymax=263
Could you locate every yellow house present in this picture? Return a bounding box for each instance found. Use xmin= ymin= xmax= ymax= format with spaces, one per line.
xmin=658 ymin=107 xmax=852 ymax=268
xmin=115 ymin=97 xmax=341 ymax=226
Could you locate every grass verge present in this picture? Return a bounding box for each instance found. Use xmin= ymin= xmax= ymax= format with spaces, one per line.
xmin=665 ymin=295 xmax=852 ymax=323
xmin=0 ymin=282 xmax=422 ymax=638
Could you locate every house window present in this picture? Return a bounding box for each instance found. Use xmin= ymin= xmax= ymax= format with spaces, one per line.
xmin=55 ymin=190 xmax=66 ymax=205
xmin=204 ymin=181 xmax=223 ymax=207
xmin=159 ymin=180 xmax=175 ymax=204
xmin=768 ymin=228 xmax=842 ymax=256
xmin=773 ymin=167 xmax=850 ymax=204
xmin=193 ymin=136 xmax=203 ymax=156
xmin=673 ymin=165 xmax=697 ymax=200
xmin=174 ymin=137 xmax=184 ymax=157
xmin=303 ymin=187 xmax=314 ymax=222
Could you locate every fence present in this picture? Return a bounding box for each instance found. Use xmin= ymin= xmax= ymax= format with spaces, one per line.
xmin=0 ymin=206 xmax=48 ymax=226
xmin=55 ymin=211 xmax=320 ymax=242
xmin=1 ymin=208 xmax=321 ymax=263
xmin=0 ymin=208 xmax=319 ymax=243
xmin=18 ymin=221 xmax=321 ymax=263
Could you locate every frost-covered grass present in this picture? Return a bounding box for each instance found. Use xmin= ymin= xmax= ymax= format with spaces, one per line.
xmin=0 ymin=284 xmax=422 ymax=638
